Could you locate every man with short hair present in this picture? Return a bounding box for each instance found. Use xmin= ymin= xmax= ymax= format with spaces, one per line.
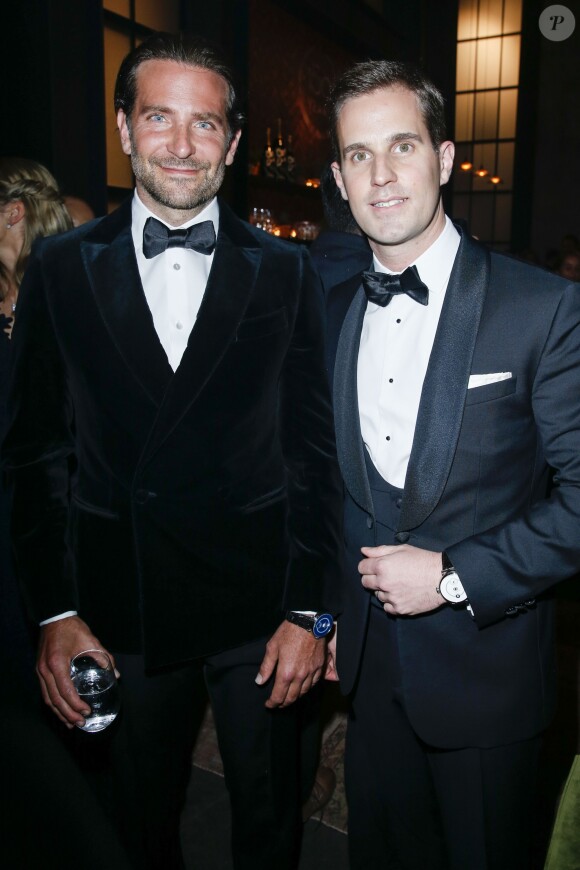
xmin=4 ymin=33 xmax=342 ymax=870
xmin=324 ymin=59 xmax=580 ymax=870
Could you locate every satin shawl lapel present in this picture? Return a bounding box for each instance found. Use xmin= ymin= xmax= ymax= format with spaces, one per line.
xmin=81 ymin=199 xmax=172 ymax=404
xmin=399 ymin=232 xmax=490 ymax=530
xmin=140 ymin=201 xmax=262 ymax=463
xmin=333 ymin=281 xmax=374 ymax=516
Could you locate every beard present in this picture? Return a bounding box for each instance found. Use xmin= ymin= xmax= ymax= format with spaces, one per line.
xmin=130 ymin=150 xmax=226 ymax=213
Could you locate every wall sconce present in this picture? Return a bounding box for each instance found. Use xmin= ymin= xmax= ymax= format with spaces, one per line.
xmin=460 ymin=161 xmax=473 ymax=171
xmin=489 ymin=175 xmax=502 ymax=185
xmin=474 ymin=165 xmax=489 ymax=178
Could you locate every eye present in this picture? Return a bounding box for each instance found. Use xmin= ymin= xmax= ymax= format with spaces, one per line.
xmin=196 ymin=120 xmax=215 ymax=130
xmin=148 ymin=114 xmax=166 ymax=123
xmin=393 ymin=142 xmax=413 ymax=154
xmin=351 ymin=151 xmax=370 ymax=163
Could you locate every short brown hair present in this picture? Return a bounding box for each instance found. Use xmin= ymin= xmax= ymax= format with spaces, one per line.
xmin=114 ymin=32 xmax=245 ymax=143
xmin=328 ymin=60 xmax=447 ymax=160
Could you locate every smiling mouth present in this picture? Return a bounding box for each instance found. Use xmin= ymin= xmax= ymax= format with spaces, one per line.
xmin=372 ymin=198 xmax=407 ymax=208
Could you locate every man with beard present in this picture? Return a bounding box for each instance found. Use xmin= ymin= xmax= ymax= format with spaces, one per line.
xmin=4 ymin=33 xmax=342 ymax=870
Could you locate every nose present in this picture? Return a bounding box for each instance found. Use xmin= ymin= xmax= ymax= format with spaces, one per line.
xmin=371 ymin=154 xmax=397 ymax=187
xmin=167 ymin=123 xmax=195 ymax=159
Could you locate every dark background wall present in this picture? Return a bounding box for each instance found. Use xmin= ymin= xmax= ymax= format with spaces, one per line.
xmin=2 ymin=0 xmax=579 ymax=255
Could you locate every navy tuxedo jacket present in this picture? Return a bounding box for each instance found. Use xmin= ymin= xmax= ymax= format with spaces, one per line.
xmin=4 ymin=198 xmax=343 ymax=669
xmin=327 ymin=228 xmax=580 ymax=748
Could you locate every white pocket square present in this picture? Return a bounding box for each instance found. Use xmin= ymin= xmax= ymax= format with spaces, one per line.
xmin=468 ymin=372 xmax=512 ymax=389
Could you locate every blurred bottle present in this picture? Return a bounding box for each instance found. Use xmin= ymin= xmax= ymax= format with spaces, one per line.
xmin=261 ymin=127 xmax=276 ymax=177
xmin=285 ymin=134 xmax=296 ymax=180
xmin=275 ymin=118 xmax=287 ymax=178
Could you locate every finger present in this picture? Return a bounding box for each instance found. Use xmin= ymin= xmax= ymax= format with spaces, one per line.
xmin=360 ymin=573 xmax=379 ymax=590
xmin=264 ymin=673 xmax=292 ymax=708
xmin=361 ymin=545 xmax=393 ymax=556
xmin=255 ymin=647 xmax=277 ymax=687
xmin=38 ymin=658 xmax=92 ymax=722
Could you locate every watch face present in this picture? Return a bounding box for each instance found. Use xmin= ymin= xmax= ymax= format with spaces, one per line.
xmin=440 ymin=573 xmax=467 ymax=603
xmin=312 ymin=613 xmax=333 ymax=638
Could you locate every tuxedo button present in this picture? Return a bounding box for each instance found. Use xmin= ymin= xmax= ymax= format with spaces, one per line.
xmin=135 ymin=489 xmax=153 ymax=505
xmin=395 ymin=531 xmax=409 ymax=543
xmin=395 ymin=497 xmax=402 ymax=509
xmin=366 ymin=516 xmax=374 ymax=529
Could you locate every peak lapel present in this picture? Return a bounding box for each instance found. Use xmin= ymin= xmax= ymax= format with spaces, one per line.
xmin=80 ymin=200 xmax=172 ymax=404
xmin=399 ymin=232 xmax=490 ymax=531
xmin=333 ymin=279 xmax=374 ymax=516
xmin=139 ymin=202 xmax=262 ymax=463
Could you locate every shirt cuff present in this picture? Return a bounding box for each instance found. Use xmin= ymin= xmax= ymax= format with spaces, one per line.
xmin=40 ymin=610 xmax=78 ymax=626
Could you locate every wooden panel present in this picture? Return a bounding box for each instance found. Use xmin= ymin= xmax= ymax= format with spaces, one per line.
xmin=135 ymin=0 xmax=179 ymax=32
xmin=104 ymin=26 xmax=133 ymax=189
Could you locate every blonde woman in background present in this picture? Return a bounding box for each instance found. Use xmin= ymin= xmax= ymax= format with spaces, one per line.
xmin=0 ymin=157 xmax=72 ymax=336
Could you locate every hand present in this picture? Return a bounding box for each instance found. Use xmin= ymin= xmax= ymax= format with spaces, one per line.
xmin=255 ymin=620 xmax=325 ymax=709
xmin=359 ymin=544 xmax=443 ymax=616
xmin=324 ymin=626 xmax=339 ymax=682
xmin=37 ymin=615 xmax=117 ymax=728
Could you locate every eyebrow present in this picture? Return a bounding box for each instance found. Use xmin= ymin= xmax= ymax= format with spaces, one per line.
xmin=342 ymin=131 xmax=423 ymax=157
xmin=139 ymin=106 xmax=226 ymax=126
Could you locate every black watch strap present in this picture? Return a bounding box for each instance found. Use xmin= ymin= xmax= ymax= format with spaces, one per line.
xmin=285 ymin=611 xmax=333 ymax=638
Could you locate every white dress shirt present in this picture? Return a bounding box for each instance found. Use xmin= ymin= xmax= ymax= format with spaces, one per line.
xmin=358 ymin=217 xmax=460 ymax=488
xmin=131 ymin=191 xmax=219 ymax=371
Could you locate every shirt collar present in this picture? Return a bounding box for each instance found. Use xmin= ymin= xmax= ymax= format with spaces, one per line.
xmin=131 ymin=191 xmax=220 ymax=255
xmin=371 ymin=216 xmax=460 ymax=295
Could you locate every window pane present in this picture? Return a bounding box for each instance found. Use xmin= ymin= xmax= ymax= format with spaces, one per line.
xmin=456 ymin=41 xmax=477 ymax=92
xmin=104 ymin=26 xmax=133 ymax=189
xmin=494 ymin=194 xmax=512 ymax=241
xmin=474 ymin=90 xmax=499 ymax=140
xmin=503 ymin=0 xmax=522 ymax=34
xmin=135 ymin=0 xmax=179 ymax=31
xmin=457 ymin=0 xmax=478 ymax=40
xmin=477 ymin=0 xmax=504 ymax=37
xmin=476 ymin=37 xmax=501 ymax=89
xmin=501 ymin=35 xmax=521 ymax=87
xmin=472 ymin=142 xmax=497 ymax=180
xmin=498 ymin=89 xmax=518 ymax=138
xmin=452 ymin=193 xmax=471 ymax=225
xmin=455 ymin=93 xmax=475 ymax=141
xmin=471 ymin=194 xmax=494 ymax=241
xmin=497 ymin=141 xmax=515 ymax=188
xmin=454 ymin=144 xmax=475 ymax=192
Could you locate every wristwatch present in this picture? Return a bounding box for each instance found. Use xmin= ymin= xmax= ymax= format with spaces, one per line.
xmin=437 ymin=552 xmax=468 ymax=604
xmin=285 ymin=611 xmax=334 ymax=638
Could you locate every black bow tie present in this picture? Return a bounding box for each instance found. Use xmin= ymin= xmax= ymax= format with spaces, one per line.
xmin=361 ymin=265 xmax=429 ymax=308
xmin=142 ymin=216 xmax=216 ymax=259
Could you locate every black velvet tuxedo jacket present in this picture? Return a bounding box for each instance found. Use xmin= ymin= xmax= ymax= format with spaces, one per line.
xmin=327 ymin=227 xmax=580 ymax=749
xmin=4 ymin=198 xmax=343 ymax=669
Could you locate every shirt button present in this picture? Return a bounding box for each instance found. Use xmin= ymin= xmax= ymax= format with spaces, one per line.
xmin=396 ymin=318 xmax=401 ymax=324
xmin=173 ymin=263 xmax=181 ymax=271
xmin=176 ymin=322 xmax=183 ymax=330
xmin=385 ymin=435 xmax=391 ymax=441
xmin=389 ymin=378 xmax=394 ymax=383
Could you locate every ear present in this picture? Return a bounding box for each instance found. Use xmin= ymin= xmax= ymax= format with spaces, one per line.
xmin=117 ymin=109 xmax=132 ymax=156
xmin=438 ymin=141 xmax=455 ymax=186
xmin=225 ymin=129 xmax=243 ymax=167
xmin=5 ymin=200 xmax=25 ymax=227
xmin=331 ymin=161 xmax=349 ymax=201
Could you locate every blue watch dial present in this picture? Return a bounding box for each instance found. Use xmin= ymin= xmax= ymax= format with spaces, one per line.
xmin=312 ymin=613 xmax=333 ymax=638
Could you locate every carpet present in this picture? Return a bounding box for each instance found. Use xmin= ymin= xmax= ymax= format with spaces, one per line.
xmin=192 ymin=682 xmax=349 ymax=834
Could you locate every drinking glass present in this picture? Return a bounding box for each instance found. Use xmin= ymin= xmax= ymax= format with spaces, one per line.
xmin=70 ymin=649 xmax=120 ymax=733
